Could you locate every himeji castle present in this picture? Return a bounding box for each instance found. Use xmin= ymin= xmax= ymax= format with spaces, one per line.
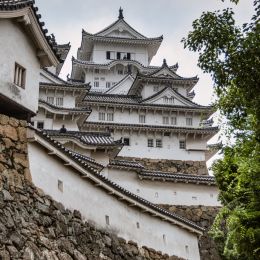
xmin=23 ymin=6 xmax=221 ymax=259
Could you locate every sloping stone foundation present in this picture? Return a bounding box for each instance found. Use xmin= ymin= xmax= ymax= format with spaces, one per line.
xmin=0 ymin=114 xmax=183 ymax=260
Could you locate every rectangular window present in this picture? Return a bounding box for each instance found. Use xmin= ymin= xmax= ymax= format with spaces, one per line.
xmin=147 ymin=139 xmax=154 ymax=147
xmin=14 ymin=63 xmax=26 ymax=88
xmin=94 ymin=81 xmax=99 ymax=87
xmin=94 ymin=69 xmax=99 ymax=74
xmin=118 ymin=70 xmax=123 ymax=75
xmin=106 ymin=82 xmax=111 ymax=88
xmin=162 ymin=116 xmax=169 ymax=125
xmin=37 ymin=121 xmax=44 ymax=130
xmin=117 ymin=52 xmax=121 ymax=60
xmin=127 ymin=53 xmax=131 ymax=60
xmin=179 ymin=140 xmax=186 ymax=149
xmin=106 ymin=51 xmax=110 ymax=60
xmin=139 ymin=115 xmax=146 ymax=123
xmin=47 ymin=96 xmax=54 ymax=104
xmin=100 ymin=77 xmax=105 ymax=81
xmin=58 ymin=180 xmax=63 ymax=192
xmin=186 ymin=117 xmax=193 ymax=126
xmin=98 ymin=112 xmax=105 ymax=121
xmin=105 ymin=215 xmax=110 ymax=225
xmin=107 ymin=113 xmax=114 ymax=121
xmin=171 ymin=117 xmax=177 ymax=125
xmin=56 ymin=97 xmax=63 ymax=107
xmin=136 ymin=222 xmax=140 ymax=229
xmin=156 ymin=139 xmax=162 ymax=148
xmin=123 ymin=138 xmax=130 ymax=146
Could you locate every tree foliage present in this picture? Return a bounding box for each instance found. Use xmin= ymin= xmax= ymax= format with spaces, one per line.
xmin=182 ymin=1 xmax=260 ymax=259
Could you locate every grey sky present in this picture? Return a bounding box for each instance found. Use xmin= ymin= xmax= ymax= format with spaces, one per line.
xmin=35 ymin=0 xmax=254 ymax=105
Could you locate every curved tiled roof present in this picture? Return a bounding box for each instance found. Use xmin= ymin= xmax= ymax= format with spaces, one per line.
xmin=40 ymin=82 xmax=90 ymax=91
xmin=138 ymin=170 xmax=216 ymax=185
xmin=109 ymin=159 xmax=145 ymax=170
xmin=34 ymin=130 xmax=204 ymax=234
xmin=0 ymin=0 xmax=60 ymax=62
xmin=45 ymin=130 xmax=123 ymax=147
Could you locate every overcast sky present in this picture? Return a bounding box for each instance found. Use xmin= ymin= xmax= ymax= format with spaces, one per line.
xmin=35 ymin=0 xmax=253 ymax=105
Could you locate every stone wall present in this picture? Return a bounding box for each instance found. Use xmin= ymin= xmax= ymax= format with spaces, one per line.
xmin=159 ymin=205 xmax=221 ymax=260
xmin=0 ymin=114 xmax=183 ymax=260
xmin=117 ymin=157 xmax=208 ymax=175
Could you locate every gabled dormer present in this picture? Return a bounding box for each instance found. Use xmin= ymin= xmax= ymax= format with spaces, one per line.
xmin=141 ymin=87 xmax=201 ymax=107
xmin=105 ymin=74 xmax=134 ymax=95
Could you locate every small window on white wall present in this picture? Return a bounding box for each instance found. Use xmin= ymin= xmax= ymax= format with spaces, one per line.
xmin=147 ymin=139 xmax=154 ymax=147
xmin=136 ymin=222 xmax=140 ymax=229
xmin=123 ymin=138 xmax=130 ymax=146
xmin=186 ymin=117 xmax=193 ymax=126
xmin=163 ymin=234 xmax=167 ymax=244
xmin=47 ymin=97 xmax=54 ymax=104
xmin=171 ymin=117 xmax=177 ymax=125
xmin=156 ymin=139 xmax=163 ymax=148
xmin=179 ymin=140 xmax=186 ymax=149
xmin=58 ymin=180 xmax=63 ymax=192
xmin=99 ymin=112 xmax=105 ymax=121
xmin=14 ymin=62 xmax=26 ymax=88
xmin=162 ymin=116 xmax=169 ymax=125
xmin=56 ymin=97 xmax=63 ymax=107
xmin=107 ymin=113 xmax=114 ymax=121
xmin=139 ymin=115 xmax=146 ymax=123
xmin=106 ymin=82 xmax=111 ymax=88
xmin=37 ymin=121 xmax=44 ymax=130
xmin=94 ymin=69 xmax=99 ymax=74
xmin=94 ymin=81 xmax=99 ymax=87
xmin=105 ymin=215 xmax=110 ymax=225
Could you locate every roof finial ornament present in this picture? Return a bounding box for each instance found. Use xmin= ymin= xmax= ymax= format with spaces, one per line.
xmin=163 ymin=58 xmax=167 ymax=66
xmin=118 ymin=7 xmax=124 ymax=19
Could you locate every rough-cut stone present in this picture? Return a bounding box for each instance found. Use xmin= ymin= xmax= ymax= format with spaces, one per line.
xmin=118 ymin=157 xmax=208 ymax=175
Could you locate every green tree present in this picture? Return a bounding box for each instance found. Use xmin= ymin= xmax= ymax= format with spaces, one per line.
xmin=182 ymin=1 xmax=260 ymax=259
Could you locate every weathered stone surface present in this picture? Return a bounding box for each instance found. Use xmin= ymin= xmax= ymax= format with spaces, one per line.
xmin=0 ymin=114 xmax=184 ymax=260
xmin=118 ymin=157 xmax=208 ymax=175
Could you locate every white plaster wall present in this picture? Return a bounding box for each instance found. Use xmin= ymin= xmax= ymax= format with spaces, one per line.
xmin=28 ymin=143 xmax=200 ymax=259
xmin=92 ymin=42 xmax=148 ymax=65
xmin=113 ymin=131 xmax=206 ymax=161
xmin=39 ymin=89 xmax=76 ymax=108
xmin=88 ymin=107 xmax=203 ymax=128
xmin=107 ymin=169 xmax=221 ymax=206
xmin=0 ymin=20 xmax=40 ymax=113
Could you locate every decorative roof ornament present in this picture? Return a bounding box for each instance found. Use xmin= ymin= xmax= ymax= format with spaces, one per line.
xmin=118 ymin=7 xmax=124 ymax=19
xmin=162 ymin=58 xmax=168 ymax=67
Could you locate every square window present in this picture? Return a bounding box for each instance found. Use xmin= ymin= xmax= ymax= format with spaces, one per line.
xmin=186 ymin=117 xmax=193 ymax=126
xmin=147 ymin=139 xmax=154 ymax=147
xmin=123 ymin=138 xmax=130 ymax=146
xmin=14 ymin=63 xmax=26 ymax=88
xmin=179 ymin=140 xmax=186 ymax=149
xmin=47 ymin=96 xmax=54 ymax=104
xmin=156 ymin=139 xmax=162 ymax=148
xmin=139 ymin=115 xmax=146 ymax=123
xmin=98 ymin=112 xmax=105 ymax=121
xmin=37 ymin=121 xmax=44 ymax=130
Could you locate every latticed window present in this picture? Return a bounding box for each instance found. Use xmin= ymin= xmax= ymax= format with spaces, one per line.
xmin=56 ymin=97 xmax=63 ymax=107
xmin=139 ymin=115 xmax=146 ymax=123
xmin=171 ymin=117 xmax=177 ymax=125
xmin=98 ymin=112 xmax=105 ymax=121
xmin=156 ymin=139 xmax=163 ymax=148
xmin=47 ymin=97 xmax=54 ymax=104
xmin=186 ymin=117 xmax=193 ymax=126
xmin=106 ymin=82 xmax=111 ymax=88
xmin=179 ymin=140 xmax=186 ymax=149
xmin=107 ymin=113 xmax=114 ymax=121
xmin=94 ymin=81 xmax=99 ymax=87
xmin=162 ymin=116 xmax=169 ymax=125
xmin=14 ymin=63 xmax=26 ymax=88
xmin=147 ymin=139 xmax=154 ymax=147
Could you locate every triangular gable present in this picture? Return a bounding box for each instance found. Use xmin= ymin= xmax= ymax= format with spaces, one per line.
xmin=95 ymin=19 xmax=146 ymax=39
xmin=105 ymin=74 xmax=134 ymax=95
xmin=40 ymin=69 xmax=68 ymax=85
xmin=142 ymin=87 xmax=199 ymax=107
xmin=151 ymin=67 xmax=181 ymax=79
